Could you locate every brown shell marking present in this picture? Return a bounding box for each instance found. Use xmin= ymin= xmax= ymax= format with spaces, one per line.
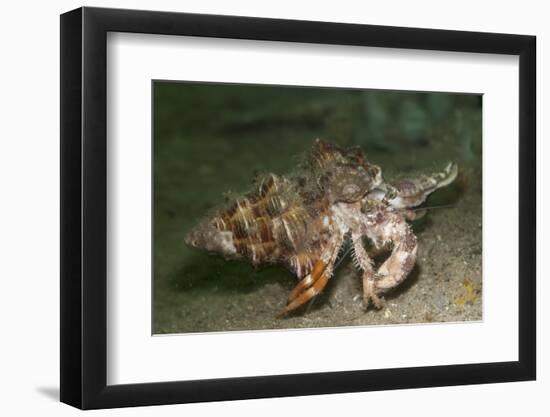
xmin=209 ymin=173 xmax=329 ymax=277
xmin=310 ymin=139 xmax=344 ymax=169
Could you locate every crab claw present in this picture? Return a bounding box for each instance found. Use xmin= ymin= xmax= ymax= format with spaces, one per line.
xmin=384 ymin=162 xmax=458 ymax=209
xmin=287 ymin=260 xmax=327 ymax=303
xmin=277 ymin=271 xmax=329 ymax=318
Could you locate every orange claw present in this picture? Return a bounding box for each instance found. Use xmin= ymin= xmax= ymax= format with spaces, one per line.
xmin=287 ymin=260 xmax=328 ymax=303
xmin=287 ymin=274 xmax=314 ymax=303
xmin=277 ymin=273 xmax=329 ymax=317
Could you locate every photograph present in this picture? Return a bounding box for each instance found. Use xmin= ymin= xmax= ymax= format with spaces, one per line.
xmin=56 ymin=4 xmax=537 ymax=411
xmin=153 ymin=81 xmax=482 ymax=334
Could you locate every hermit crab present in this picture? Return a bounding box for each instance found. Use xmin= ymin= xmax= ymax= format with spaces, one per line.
xmin=185 ymin=139 xmax=457 ymax=316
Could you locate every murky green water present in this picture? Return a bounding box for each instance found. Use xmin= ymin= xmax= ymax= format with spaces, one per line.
xmin=153 ymin=81 xmax=482 ymax=334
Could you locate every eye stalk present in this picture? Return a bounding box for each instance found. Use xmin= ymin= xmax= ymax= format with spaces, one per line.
xmin=368 ymin=165 xmax=383 ymax=189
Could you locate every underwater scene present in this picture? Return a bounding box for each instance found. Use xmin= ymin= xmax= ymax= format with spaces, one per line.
xmin=153 ymin=81 xmax=482 ymax=334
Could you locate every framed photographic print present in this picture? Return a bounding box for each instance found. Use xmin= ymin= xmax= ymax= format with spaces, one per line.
xmin=60 ymin=6 xmax=536 ymax=410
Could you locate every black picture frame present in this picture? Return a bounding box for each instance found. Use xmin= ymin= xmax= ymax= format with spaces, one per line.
xmin=60 ymin=6 xmax=536 ymax=410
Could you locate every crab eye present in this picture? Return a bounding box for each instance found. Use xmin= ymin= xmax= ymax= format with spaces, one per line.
xmin=368 ymin=166 xmax=383 ymax=185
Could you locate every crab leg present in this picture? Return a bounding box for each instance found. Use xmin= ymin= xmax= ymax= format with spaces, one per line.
xmin=379 ymin=162 xmax=458 ymax=209
xmin=287 ymin=259 xmax=328 ymax=303
xmin=278 ymin=232 xmax=344 ymax=316
xmin=277 ymin=268 xmax=330 ymax=317
xmin=350 ymin=233 xmax=385 ymax=309
xmin=364 ymin=218 xmax=418 ymax=308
